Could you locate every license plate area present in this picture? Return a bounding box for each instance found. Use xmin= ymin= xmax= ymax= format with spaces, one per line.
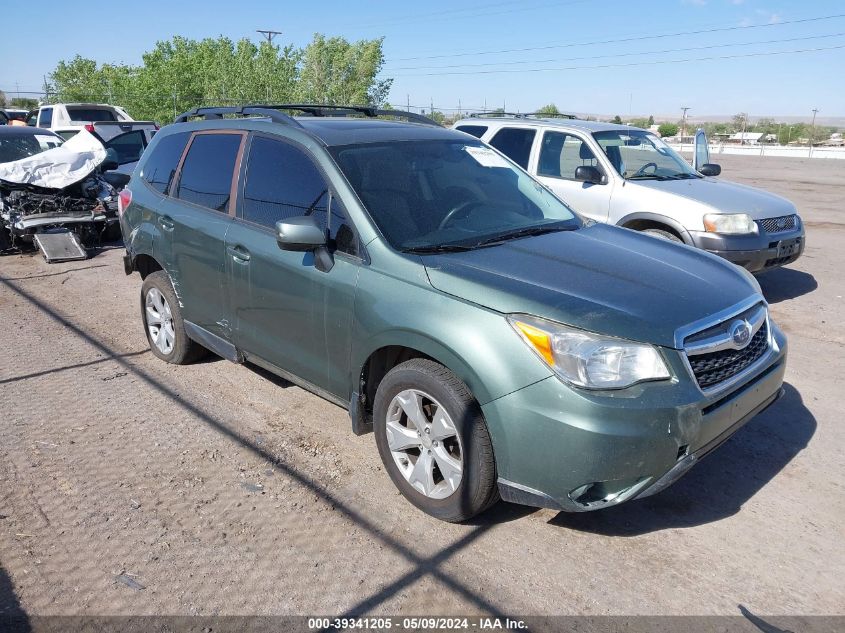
xmin=777 ymin=237 xmax=801 ymax=258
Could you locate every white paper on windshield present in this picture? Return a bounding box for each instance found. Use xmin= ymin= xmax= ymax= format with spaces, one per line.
xmin=0 ymin=129 xmax=106 ymax=189
xmin=464 ymin=146 xmax=510 ymax=168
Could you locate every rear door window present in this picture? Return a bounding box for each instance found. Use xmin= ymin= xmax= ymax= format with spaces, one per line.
xmin=176 ymin=133 xmax=242 ymax=213
xmin=455 ymin=125 xmax=488 ymax=139
xmin=488 ymin=127 xmax=536 ymax=169
xmin=141 ymin=131 xmax=190 ymax=194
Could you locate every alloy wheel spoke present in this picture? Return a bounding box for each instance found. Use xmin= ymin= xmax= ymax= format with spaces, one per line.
xmin=433 ymin=446 xmax=462 ymax=492
xmin=429 ymin=406 xmax=455 ymax=441
xmin=396 ymin=390 xmax=428 ymax=433
xmin=408 ymin=449 xmax=436 ymax=496
xmin=146 ymin=306 xmax=162 ymax=326
xmin=386 ymin=420 xmax=422 ymax=452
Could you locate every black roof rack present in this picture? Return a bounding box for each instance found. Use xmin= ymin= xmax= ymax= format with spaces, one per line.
xmin=174 ymin=104 xmax=440 ymax=127
xmin=468 ymin=111 xmax=576 ymax=120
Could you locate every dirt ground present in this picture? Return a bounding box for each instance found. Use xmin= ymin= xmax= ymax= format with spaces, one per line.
xmin=0 ymin=154 xmax=842 ymax=620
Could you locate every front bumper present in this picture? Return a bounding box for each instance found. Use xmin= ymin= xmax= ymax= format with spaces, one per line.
xmin=689 ymin=224 xmax=805 ymax=273
xmin=483 ymin=323 xmax=787 ymax=512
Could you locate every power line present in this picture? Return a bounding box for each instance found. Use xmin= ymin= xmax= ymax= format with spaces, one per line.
xmin=384 ymin=32 xmax=845 ymax=71
xmin=390 ymin=12 xmax=845 ymax=62
xmin=388 ymin=43 xmax=845 ymax=77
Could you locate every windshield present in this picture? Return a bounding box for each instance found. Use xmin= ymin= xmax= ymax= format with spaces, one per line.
xmin=0 ymin=134 xmax=61 ymax=163
xmin=592 ymin=130 xmax=700 ymax=180
xmin=331 ymin=140 xmax=580 ymax=252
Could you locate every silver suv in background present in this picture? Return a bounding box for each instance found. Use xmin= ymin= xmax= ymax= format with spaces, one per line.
xmin=453 ymin=115 xmax=804 ymax=273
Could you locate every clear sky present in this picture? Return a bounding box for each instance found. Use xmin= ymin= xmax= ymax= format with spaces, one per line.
xmin=1 ymin=0 xmax=843 ymax=121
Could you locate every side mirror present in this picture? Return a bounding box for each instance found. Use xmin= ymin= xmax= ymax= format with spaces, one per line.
xmin=574 ymin=165 xmax=604 ymax=185
xmin=276 ymin=215 xmax=326 ymax=251
xmin=101 ymin=148 xmax=119 ymax=172
xmin=699 ymin=163 xmax=721 ymax=177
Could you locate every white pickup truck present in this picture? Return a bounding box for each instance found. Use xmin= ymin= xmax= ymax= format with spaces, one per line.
xmin=28 ymin=103 xmax=157 ymax=176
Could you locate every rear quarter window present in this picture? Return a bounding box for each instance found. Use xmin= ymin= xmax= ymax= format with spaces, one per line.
xmin=140 ymin=132 xmax=190 ymax=194
xmin=488 ymin=127 xmax=537 ymax=169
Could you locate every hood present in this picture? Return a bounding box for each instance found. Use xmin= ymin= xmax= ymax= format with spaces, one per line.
xmin=0 ymin=129 xmax=106 ymax=190
xmin=422 ymin=224 xmax=759 ymax=348
xmin=633 ymin=177 xmax=796 ymax=219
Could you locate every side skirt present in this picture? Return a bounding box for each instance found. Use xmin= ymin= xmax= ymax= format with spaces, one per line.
xmin=184 ymin=320 xmax=242 ymax=363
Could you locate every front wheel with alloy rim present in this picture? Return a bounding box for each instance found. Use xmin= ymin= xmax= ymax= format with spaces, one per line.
xmin=373 ymin=358 xmax=498 ymax=522
xmin=140 ymin=271 xmax=206 ymax=364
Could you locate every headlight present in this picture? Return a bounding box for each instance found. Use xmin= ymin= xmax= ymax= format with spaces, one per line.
xmin=703 ymin=213 xmax=757 ymax=235
xmin=508 ymin=315 xmax=670 ymax=390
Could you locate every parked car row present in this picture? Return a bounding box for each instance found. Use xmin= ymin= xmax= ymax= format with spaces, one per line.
xmin=117 ymin=104 xmax=791 ymax=522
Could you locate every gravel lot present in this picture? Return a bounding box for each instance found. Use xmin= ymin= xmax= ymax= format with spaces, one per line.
xmin=0 ymin=155 xmax=842 ymax=621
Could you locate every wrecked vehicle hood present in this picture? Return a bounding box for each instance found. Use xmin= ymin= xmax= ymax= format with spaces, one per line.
xmin=0 ymin=129 xmax=106 ymax=189
xmin=422 ymin=223 xmax=759 ymax=349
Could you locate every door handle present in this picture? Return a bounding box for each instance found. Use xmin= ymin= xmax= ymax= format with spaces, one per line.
xmin=227 ymin=245 xmax=251 ymax=263
xmin=158 ymin=215 xmax=175 ymax=231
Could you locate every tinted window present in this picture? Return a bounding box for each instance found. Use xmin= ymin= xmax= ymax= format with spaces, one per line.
xmin=176 ymin=134 xmax=242 ymax=212
xmin=106 ymin=130 xmax=146 ymax=165
xmin=243 ymin=137 xmax=329 ymax=229
xmin=488 ymin=127 xmax=536 ymax=169
xmin=67 ymin=108 xmax=117 ymax=122
xmin=243 ymin=136 xmax=358 ymax=255
xmin=332 ymin=140 xmax=577 ymax=251
xmin=38 ymin=108 xmax=52 ymax=128
xmin=0 ymin=135 xmax=43 ymax=163
xmin=141 ymin=132 xmax=190 ymax=194
xmin=538 ymin=132 xmax=597 ymax=179
xmin=455 ymin=125 xmax=488 ymax=139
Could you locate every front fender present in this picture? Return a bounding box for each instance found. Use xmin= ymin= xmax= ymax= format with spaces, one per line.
xmin=350 ymin=265 xmax=552 ymax=406
xmin=616 ymin=211 xmax=695 ymax=245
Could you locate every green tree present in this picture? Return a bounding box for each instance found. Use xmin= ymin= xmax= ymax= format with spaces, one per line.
xmin=9 ymin=97 xmax=39 ymax=110
xmin=732 ymin=112 xmax=748 ymax=133
xmin=48 ymin=34 xmax=391 ymax=124
xmin=648 ymin=115 xmax=654 ymax=126
xmin=611 ymin=115 xmax=622 ymax=124
xmin=0 ymin=90 xmax=5 ymax=107
xmin=298 ymin=35 xmax=391 ymax=106
xmin=657 ymin=123 xmax=679 ymax=137
xmin=628 ymin=117 xmax=650 ymax=129
xmin=424 ymin=109 xmax=446 ymax=125
xmin=536 ymin=103 xmax=560 ymax=116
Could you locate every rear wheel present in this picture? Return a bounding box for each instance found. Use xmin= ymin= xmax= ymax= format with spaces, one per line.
xmin=140 ymin=271 xmax=206 ymax=364
xmin=373 ymin=359 xmax=498 ymax=522
xmin=642 ymin=228 xmax=682 ymax=243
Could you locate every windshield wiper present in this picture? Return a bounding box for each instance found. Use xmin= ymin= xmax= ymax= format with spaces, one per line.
xmin=471 ymin=223 xmax=577 ymax=247
xmin=626 ymin=174 xmax=669 ymax=181
xmin=403 ymin=243 xmax=477 ymax=254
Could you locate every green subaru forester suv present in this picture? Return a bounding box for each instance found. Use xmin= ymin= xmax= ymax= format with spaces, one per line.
xmin=119 ymin=105 xmax=787 ymax=522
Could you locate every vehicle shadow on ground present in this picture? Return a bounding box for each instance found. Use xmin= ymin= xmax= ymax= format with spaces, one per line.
xmin=0 ymin=566 xmax=30 ymax=632
xmin=757 ymin=267 xmax=817 ymax=303
xmin=549 ymin=383 xmax=814 ymax=536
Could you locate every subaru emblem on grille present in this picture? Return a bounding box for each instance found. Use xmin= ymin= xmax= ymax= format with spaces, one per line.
xmin=730 ymin=319 xmax=753 ymax=349
xmin=776 ymin=217 xmax=787 ymax=229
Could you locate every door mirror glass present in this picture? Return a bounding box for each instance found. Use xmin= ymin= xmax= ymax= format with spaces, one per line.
xmin=699 ymin=163 xmax=721 ymax=177
xmin=276 ymin=215 xmax=327 ymax=251
xmin=693 ymin=128 xmax=710 ymax=171
xmin=574 ymin=165 xmax=604 ymax=184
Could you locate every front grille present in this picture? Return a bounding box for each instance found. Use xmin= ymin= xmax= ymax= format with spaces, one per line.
xmin=758 ymin=214 xmax=797 ymax=234
xmin=687 ymin=322 xmax=769 ymax=389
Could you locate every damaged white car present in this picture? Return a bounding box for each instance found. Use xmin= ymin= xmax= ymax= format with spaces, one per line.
xmin=0 ymin=127 xmax=122 ymax=262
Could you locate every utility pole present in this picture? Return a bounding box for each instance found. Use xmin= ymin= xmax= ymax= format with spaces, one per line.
xmin=811 ymin=108 xmax=819 ymax=146
xmin=680 ymin=106 xmax=691 ymax=139
xmin=406 ymin=94 xmax=410 ymax=111
xmin=256 ymin=30 xmax=282 ymax=44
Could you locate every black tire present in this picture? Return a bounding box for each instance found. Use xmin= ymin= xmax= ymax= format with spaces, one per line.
xmin=373 ymin=358 xmax=499 ymax=522
xmin=642 ymin=228 xmax=682 ymax=243
xmin=140 ymin=271 xmax=206 ymax=365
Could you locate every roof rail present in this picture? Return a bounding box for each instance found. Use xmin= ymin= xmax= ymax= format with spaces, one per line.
xmin=174 ymin=106 xmax=303 ymax=127
xmin=174 ymin=104 xmax=441 ymax=127
xmin=468 ymin=111 xmax=576 ymax=120
xmin=258 ymin=104 xmax=441 ymax=127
